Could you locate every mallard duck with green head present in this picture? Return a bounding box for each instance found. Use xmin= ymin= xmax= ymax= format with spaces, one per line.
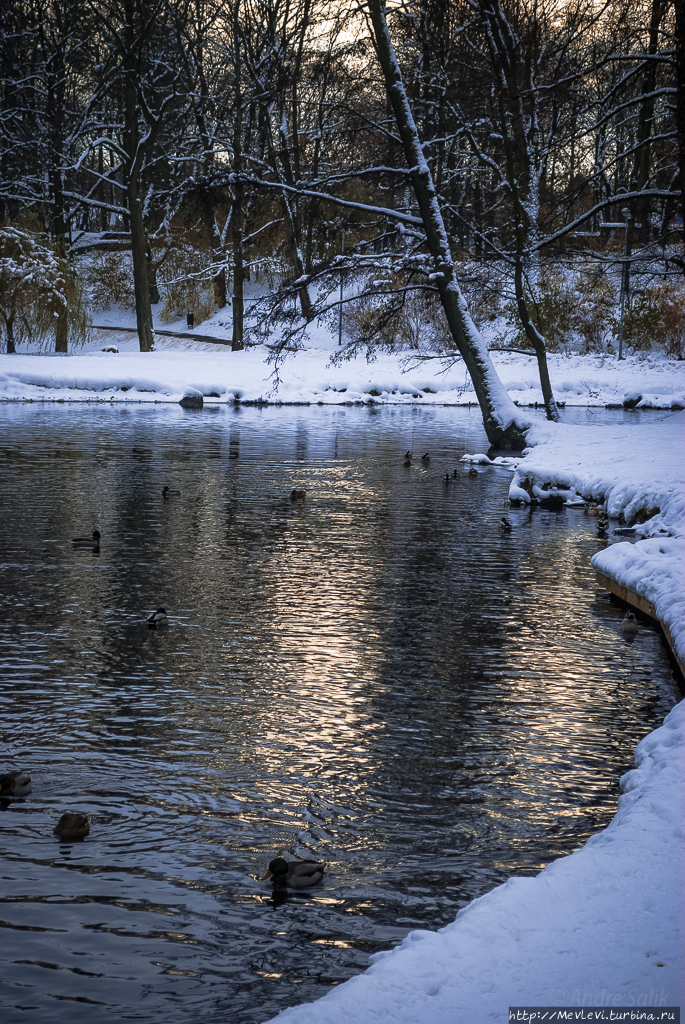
xmin=147 ymin=608 xmax=168 ymax=628
xmin=260 ymin=858 xmax=326 ymax=889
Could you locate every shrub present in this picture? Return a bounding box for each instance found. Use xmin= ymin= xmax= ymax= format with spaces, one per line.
xmin=342 ymin=278 xmax=456 ymax=353
xmin=572 ymin=271 xmax=616 ymax=353
xmin=611 ymin=282 xmax=685 ymax=355
xmin=87 ymin=251 xmax=135 ymax=310
xmin=0 ymin=228 xmax=89 ymax=352
xmin=158 ymin=243 xmax=216 ymax=325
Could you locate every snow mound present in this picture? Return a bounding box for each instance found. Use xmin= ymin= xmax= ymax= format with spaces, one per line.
xmin=508 ymin=412 xmax=685 ymax=533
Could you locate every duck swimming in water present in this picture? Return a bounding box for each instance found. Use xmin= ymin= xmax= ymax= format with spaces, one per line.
xmin=260 ymin=858 xmax=326 ymax=889
xmin=147 ymin=607 xmax=168 ymax=627
xmin=290 ymin=489 xmax=306 ymax=501
xmin=0 ymin=771 xmax=31 ymax=797
xmin=72 ymin=530 xmax=100 ymax=550
xmin=53 ymin=812 xmax=91 ymax=839
xmin=620 ymin=612 xmax=640 ymax=637
xmin=500 ymin=517 xmax=513 ymax=533
xmin=162 ymin=486 xmax=181 ymax=497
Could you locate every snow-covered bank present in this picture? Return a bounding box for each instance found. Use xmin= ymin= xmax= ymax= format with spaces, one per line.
xmin=267 ymin=704 xmax=685 ymax=1024
xmin=0 ymin=337 xmax=683 ymax=409
xmin=509 ymin=412 xmax=685 ymax=668
xmin=593 ymin=538 xmax=685 ymax=675
xmin=512 ymin=412 xmax=685 ymax=536
xmin=262 ymin=412 xmax=684 ymax=1024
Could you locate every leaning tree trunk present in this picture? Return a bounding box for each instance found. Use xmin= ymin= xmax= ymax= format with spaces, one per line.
xmin=367 ymin=0 xmax=527 ymax=449
xmin=514 ymin=258 xmax=559 ymax=421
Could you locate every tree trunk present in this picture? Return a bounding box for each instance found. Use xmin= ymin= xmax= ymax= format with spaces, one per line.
xmin=633 ymin=0 xmax=667 ymax=243
xmin=367 ymin=0 xmax=527 ymax=449
xmin=231 ymin=180 xmax=245 ymax=351
xmin=55 ymin=302 xmax=68 ymax=353
xmin=44 ymin=25 xmax=68 ymax=353
xmin=514 ymin=260 xmax=559 ymax=421
xmin=122 ymin=10 xmax=153 ymax=354
xmin=128 ymin=180 xmax=154 ymax=351
xmin=6 ymin=315 xmax=16 ymax=354
xmin=479 ymin=0 xmax=558 ymax=422
xmin=146 ymin=244 xmax=160 ymax=305
xmin=232 ymin=7 xmax=245 ymax=352
xmin=675 ymin=0 xmax=685 ymax=239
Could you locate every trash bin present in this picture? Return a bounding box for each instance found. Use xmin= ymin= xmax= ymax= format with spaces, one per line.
xmin=187 ymin=311 xmax=194 ymax=329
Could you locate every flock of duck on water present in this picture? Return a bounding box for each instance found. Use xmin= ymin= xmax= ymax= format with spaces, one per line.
xmin=0 ymin=764 xmax=325 ymax=887
xmin=2 ymin=458 xmax=640 ymax=881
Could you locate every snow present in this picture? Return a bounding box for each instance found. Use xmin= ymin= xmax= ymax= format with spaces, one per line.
xmin=510 ymin=412 xmax=685 ymax=537
xmin=593 ymin=538 xmax=685 ymax=673
xmin=0 ymin=315 xmax=683 ymax=409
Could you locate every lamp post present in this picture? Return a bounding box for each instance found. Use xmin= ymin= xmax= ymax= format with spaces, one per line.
xmin=617 ymin=207 xmax=633 ymax=361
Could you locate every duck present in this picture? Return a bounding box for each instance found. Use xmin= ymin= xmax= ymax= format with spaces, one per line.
xmin=403 ymin=451 xmax=412 ymax=467
xmin=620 ymin=612 xmax=640 ymax=637
xmin=147 ymin=607 xmax=168 ymax=627
xmin=162 ymin=486 xmax=181 ymax=497
xmin=420 ymin=453 xmax=430 ymax=463
xmin=500 ymin=517 xmax=513 ymax=533
xmin=452 ymin=469 xmax=459 ymax=478
xmin=260 ymin=857 xmax=326 ymax=889
xmin=587 ymin=505 xmax=600 ymax=517
xmin=444 ymin=472 xmax=450 ymax=484
xmin=597 ymin=515 xmax=609 ymax=537
xmin=468 ymin=466 xmax=478 ymax=477
xmin=290 ymin=489 xmax=306 ymax=501
xmin=53 ymin=812 xmax=91 ymax=839
xmin=72 ymin=530 xmax=100 ymax=550
xmin=0 ymin=771 xmax=31 ymax=797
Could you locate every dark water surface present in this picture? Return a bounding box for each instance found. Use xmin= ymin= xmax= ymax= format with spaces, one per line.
xmin=0 ymin=404 xmax=678 ymax=1023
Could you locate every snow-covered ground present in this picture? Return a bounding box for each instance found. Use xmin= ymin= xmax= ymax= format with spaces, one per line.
xmin=1 ymin=315 xmax=684 ymax=409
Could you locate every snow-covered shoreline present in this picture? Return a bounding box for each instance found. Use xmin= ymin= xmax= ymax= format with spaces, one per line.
xmin=1 ymin=340 xmax=684 ymax=410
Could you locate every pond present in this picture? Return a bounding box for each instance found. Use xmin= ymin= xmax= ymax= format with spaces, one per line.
xmin=0 ymin=403 xmax=679 ymax=1024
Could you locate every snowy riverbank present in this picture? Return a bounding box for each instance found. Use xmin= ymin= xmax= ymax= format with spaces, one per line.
xmin=1 ymin=333 xmax=684 ymax=410
xmin=263 ymin=411 xmax=684 ymax=1024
